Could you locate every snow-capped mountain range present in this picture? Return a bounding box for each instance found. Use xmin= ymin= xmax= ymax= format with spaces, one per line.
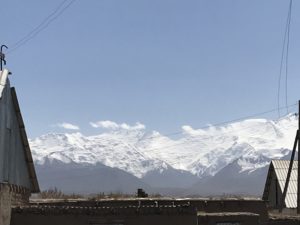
xmin=30 ymin=114 xmax=298 ymax=195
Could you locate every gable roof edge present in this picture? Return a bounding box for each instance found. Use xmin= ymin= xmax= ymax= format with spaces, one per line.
xmin=262 ymin=161 xmax=275 ymax=201
xmin=10 ymin=87 xmax=40 ymax=193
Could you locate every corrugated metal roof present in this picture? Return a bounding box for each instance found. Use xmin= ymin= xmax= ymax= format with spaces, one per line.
xmin=11 ymin=88 xmax=40 ymax=193
xmin=0 ymin=70 xmax=40 ymax=192
xmin=272 ymin=160 xmax=298 ymax=208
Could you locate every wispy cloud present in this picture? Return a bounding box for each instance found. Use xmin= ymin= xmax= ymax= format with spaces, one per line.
xmin=55 ymin=122 xmax=80 ymax=130
xmin=182 ymin=125 xmax=207 ymax=136
xmin=90 ymin=120 xmax=145 ymax=130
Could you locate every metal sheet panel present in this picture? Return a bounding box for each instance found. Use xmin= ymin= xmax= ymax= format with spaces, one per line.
xmin=272 ymin=160 xmax=298 ymax=208
xmin=10 ymin=88 xmax=39 ymax=192
xmin=0 ymin=75 xmax=39 ymax=192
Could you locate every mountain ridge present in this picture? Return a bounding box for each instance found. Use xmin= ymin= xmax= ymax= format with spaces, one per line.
xmin=30 ymin=113 xmax=298 ymax=194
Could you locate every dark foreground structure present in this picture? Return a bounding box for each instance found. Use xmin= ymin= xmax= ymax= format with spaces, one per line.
xmin=9 ymin=198 xmax=299 ymax=225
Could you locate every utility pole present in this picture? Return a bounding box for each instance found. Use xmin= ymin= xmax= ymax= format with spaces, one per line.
xmin=279 ymin=100 xmax=300 ymax=214
xmin=298 ymin=101 xmax=300 ymax=214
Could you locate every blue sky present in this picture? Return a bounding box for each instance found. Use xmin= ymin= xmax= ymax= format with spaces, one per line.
xmin=1 ymin=0 xmax=300 ymax=138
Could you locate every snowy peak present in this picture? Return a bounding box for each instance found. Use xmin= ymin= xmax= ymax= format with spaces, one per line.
xmin=31 ymin=131 xmax=169 ymax=178
xmin=30 ymin=114 xmax=298 ymax=179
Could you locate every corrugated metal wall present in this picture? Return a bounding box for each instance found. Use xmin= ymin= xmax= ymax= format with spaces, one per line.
xmin=0 ymin=79 xmax=31 ymax=189
xmin=273 ymin=160 xmax=298 ymax=208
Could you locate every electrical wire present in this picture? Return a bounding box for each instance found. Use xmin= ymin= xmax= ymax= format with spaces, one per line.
xmin=37 ymin=103 xmax=298 ymax=157
xmin=285 ymin=0 xmax=293 ymax=114
xmin=277 ymin=0 xmax=293 ymax=117
xmin=142 ymin=103 xmax=297 ymax=153
xmin=277 ymin=10 xmax=289 ymax=118
xmin=134 ymin=102 xmax=298 ymax=142
xmin=7 ymin=0 xmax=77 ymax=54
xmin=35 ymin=104 xmax=298 ymax=182
xmin=9 ymin=0 xmax=70 ymax=50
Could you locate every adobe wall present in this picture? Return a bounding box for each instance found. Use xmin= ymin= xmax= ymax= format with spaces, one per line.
xmin=11 ymin=205 xmax=196 ymax=225
xmin=188 ymin=199 xmax=269 ymax=222
xmin=197 ymin=212 xmax=260 ymax=225
xmin=268 ymin=219 xmax=300 ymax=225
xmin=48 ymin=199 xmax=268 ymax=223
xmin=10 ymin=199 xmax=270 ymax=225
xmin=0 ymin=183 xmax=31 ymax=225
xmin=0 ymin=183 xmax=30 ymax=206
xmin=11 ymin=214 xmax=196 ymax=225
xmin=0 ymin=184 xmax=12 ymax=225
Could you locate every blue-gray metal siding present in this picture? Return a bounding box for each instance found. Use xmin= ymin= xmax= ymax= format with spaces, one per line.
xmin=0 ymin=79 xmax=32 ymax=190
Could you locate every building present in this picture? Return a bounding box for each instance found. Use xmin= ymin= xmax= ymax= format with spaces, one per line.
xmin=0 ymin=69 xmax=39 ymax=225
xmin=11 ymin=198 xmax=269 ymax=225
xmin=263 ymin=160 xmax=298 ymax=213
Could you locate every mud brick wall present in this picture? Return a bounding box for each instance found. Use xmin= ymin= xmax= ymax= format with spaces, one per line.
xmin=0 ymin=184 xmax=12 ymax=225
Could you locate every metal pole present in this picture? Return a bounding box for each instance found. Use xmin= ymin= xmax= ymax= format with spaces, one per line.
xmin=298 ymin=100 xmax=300 ymax=214
xmin=280 ymin=130 xmax=298 ymax=212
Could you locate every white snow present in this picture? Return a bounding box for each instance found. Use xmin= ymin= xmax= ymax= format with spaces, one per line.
xmin=30 ymin=114 xmax=298 ymax=178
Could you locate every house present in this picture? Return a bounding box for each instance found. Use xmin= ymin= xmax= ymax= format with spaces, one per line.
xmin=263 ymin=160 xmax=298 ymax=213
xmin=0 ymin=69 xmax=39 ymax=225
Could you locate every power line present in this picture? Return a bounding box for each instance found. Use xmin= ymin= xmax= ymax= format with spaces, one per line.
xmin=277 ymin=8 xmax=289 ymax=118
xmin=9 ymin=0 xmax=70 ymax=50
xmin=8 ymin=0 xmax=77 ymax=54
xmin=139 ymin=102 xmax=298 ymax=142
xmin=141 ymin=104 xmax=297 ymax=153
xmin=35 ymin=104 xmax=298 ymax=183
xmin=37 ymin=103 xmax=298 ymax=159
xmin=285 ymin=0 xmax=293 ymax=114
xmin=277 ymin=0 xmax=293 ymax=117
